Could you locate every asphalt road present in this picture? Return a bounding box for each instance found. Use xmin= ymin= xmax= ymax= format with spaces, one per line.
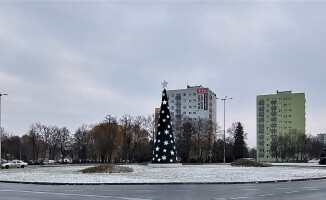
xmin=0 ymin=180 xmax=326 ymax=200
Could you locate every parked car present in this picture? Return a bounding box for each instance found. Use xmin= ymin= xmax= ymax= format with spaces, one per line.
xmin=43 ymin=160 xmax=56 ymax=165
xmin=319 ymin=157 xmax=326 ymax=165
xmin=1 ymin=159 xmax=7 ymax=164
xmin=307 ymin=158 xmax=320 ymax=163
xmin=1 ymin=160 xmax=28 ymax=169
xmin=58 ymin=158 xmax=72 ymax=164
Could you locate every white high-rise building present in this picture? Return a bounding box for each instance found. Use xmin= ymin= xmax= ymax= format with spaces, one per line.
xmin=166 ymin=85 xmax=217 ymax=124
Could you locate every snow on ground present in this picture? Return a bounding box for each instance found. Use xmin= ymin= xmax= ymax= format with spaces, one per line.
xmin=0 ymin=163 xmax=326 ymax=184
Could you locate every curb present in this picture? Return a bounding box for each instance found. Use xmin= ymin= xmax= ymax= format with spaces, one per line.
xmin=1 ymin=177 xmax=326 ymax=185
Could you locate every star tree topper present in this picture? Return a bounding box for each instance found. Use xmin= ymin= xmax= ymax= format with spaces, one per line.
xmin=162 ymin=80 xmax=168 ymax=89
xmin=152 ymin=81 xmax=178 ymax=164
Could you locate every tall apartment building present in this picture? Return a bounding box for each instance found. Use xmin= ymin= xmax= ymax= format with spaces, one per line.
xmin=162 ymin=85 xmax=217 ymax=129
xmin=256 ymin=90 xmax=306 ymax=162
xmin=317 ymin=133 xmax=326 ymax=147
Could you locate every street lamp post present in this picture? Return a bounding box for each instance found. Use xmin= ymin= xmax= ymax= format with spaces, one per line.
xmin=217 ymin=96 xmax=233 ymax=163
xmin=0 ymin=93 xmax=8 ymax=163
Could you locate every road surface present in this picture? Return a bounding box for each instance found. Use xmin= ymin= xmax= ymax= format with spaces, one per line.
xmin=0 ymin=180 xmax=326 ymax=200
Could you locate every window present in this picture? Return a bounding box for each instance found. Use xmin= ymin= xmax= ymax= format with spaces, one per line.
xmin=171 ymin=100 xmax=174 ymax=103
xmin=189 ymin=100 xmax=192 ymax=102
xmin=183 ymin=99 xmax=186 ymax=102
xmin=189 ymin=93 xmax=191 ymax=96
xmin=189 ymin=106 xmax=192 ymax=108
xmin=193 ymin=112 xmax=196 ymax=114
xmin=183 ymin=93 xmax=186 ymax=96
xmin=183 ymin=106 xmax=186 ymax=109
xmin=171 ymin=106 xmax=174 ymax=110
xmin=171 ymin=94 xmax=174 ymax=97
xmin=189 ymin=112 xmax=192 ymax=114
xmin=171 ymin=112 xmax=174 ymax=115
xmin=193 ymin=93 xmax=196 ymax=96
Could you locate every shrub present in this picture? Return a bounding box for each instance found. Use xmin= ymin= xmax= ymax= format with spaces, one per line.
xmin=231 ymin=159 xmax=271 ymax=167
xmin=81 ymin=164 xmax=133 ymax=173
xmin=138 ymin=162 xmax=149 ymax=166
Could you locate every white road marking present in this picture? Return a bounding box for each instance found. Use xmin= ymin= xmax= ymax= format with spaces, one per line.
xmin=0 ymin=189 xmax=152 ymax=200
xmin=259 ymin=194 xmax=275 ymax=197
xmin=211 ymin=198 xmax=227 ymax=200
xmin=303 ymin=187 xmax=316 ymax=189
xmin=275 ymin=188 xmax=291 ymax=190
xmin=100 ymin=190 xmax=120 ymax=192
xmin=308 ymin=189 xmax=319 ymax=191
xmin=65 ymin=190 xmax=84 ymax=192
xmin=230 ymin=197 xmax=247 ymax=200
xmin=240 ymin=189 xmax=259 ymax=191
xmin=285 ymin=191 xmax=299 ymax=194
xmin=172 ymin=189 xmax=192 ymax=192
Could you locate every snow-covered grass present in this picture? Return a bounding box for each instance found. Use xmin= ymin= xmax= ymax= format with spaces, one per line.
xmin=0 ymin=163 xmax=326 ymax=184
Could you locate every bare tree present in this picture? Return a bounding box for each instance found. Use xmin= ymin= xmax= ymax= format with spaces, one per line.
xmin=57 ymin=127 xmax=71 ymax=162
xmin=179 ymin=117 xmax=195 ymax=162
xmin=73 ymin=124 xmax=93 ymax=163
xmin=119 ymin=114 xmax=133 ymax=162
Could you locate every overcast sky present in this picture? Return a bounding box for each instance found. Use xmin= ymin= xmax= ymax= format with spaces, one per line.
xmin=1 ymin=0 xmax=326 ymax=147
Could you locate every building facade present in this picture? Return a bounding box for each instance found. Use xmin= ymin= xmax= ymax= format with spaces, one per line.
xmin=317 ymin=133 xmax=326 ymax=147
xmin=256 ymin=90 xmax=306 ymax=162
xmin=161 ymin=85 xmax=217 ymax=130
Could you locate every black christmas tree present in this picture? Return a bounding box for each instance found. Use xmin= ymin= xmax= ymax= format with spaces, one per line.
xmin=152 ymin=81 xmax=178 ymax=164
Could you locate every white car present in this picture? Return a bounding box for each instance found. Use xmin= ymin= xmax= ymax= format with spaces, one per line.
xmin=307 ymin=158 xmax=320 ymax=163
xmin=1 ymin=160 xmax=28 ymax=169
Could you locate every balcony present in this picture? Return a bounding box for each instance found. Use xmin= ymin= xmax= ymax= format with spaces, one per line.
xmin=258 ymin=100 xmax=264 ymax=105
xmin=271 ymin=100 xmax=277 ymax=104
xmin=271 ymin=117 xmax=277 ymax=121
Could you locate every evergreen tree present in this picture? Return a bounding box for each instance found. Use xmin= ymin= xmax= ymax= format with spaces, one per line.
xmin=233 ymin=122 xmax=248 ymax=159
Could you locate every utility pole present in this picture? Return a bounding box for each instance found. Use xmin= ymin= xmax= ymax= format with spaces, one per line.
xmin=0 ymin=93 xmax=8 ymax=162
xmin=217 ymin=96 xmax=233 ymax=163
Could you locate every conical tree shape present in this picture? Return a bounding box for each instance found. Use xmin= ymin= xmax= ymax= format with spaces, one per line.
xmin=152 ymin=88 xmax=178 ymax=163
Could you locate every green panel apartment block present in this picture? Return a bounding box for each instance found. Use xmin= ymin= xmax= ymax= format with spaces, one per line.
xmin=256 ymin=91 xmax=306 ymax=162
